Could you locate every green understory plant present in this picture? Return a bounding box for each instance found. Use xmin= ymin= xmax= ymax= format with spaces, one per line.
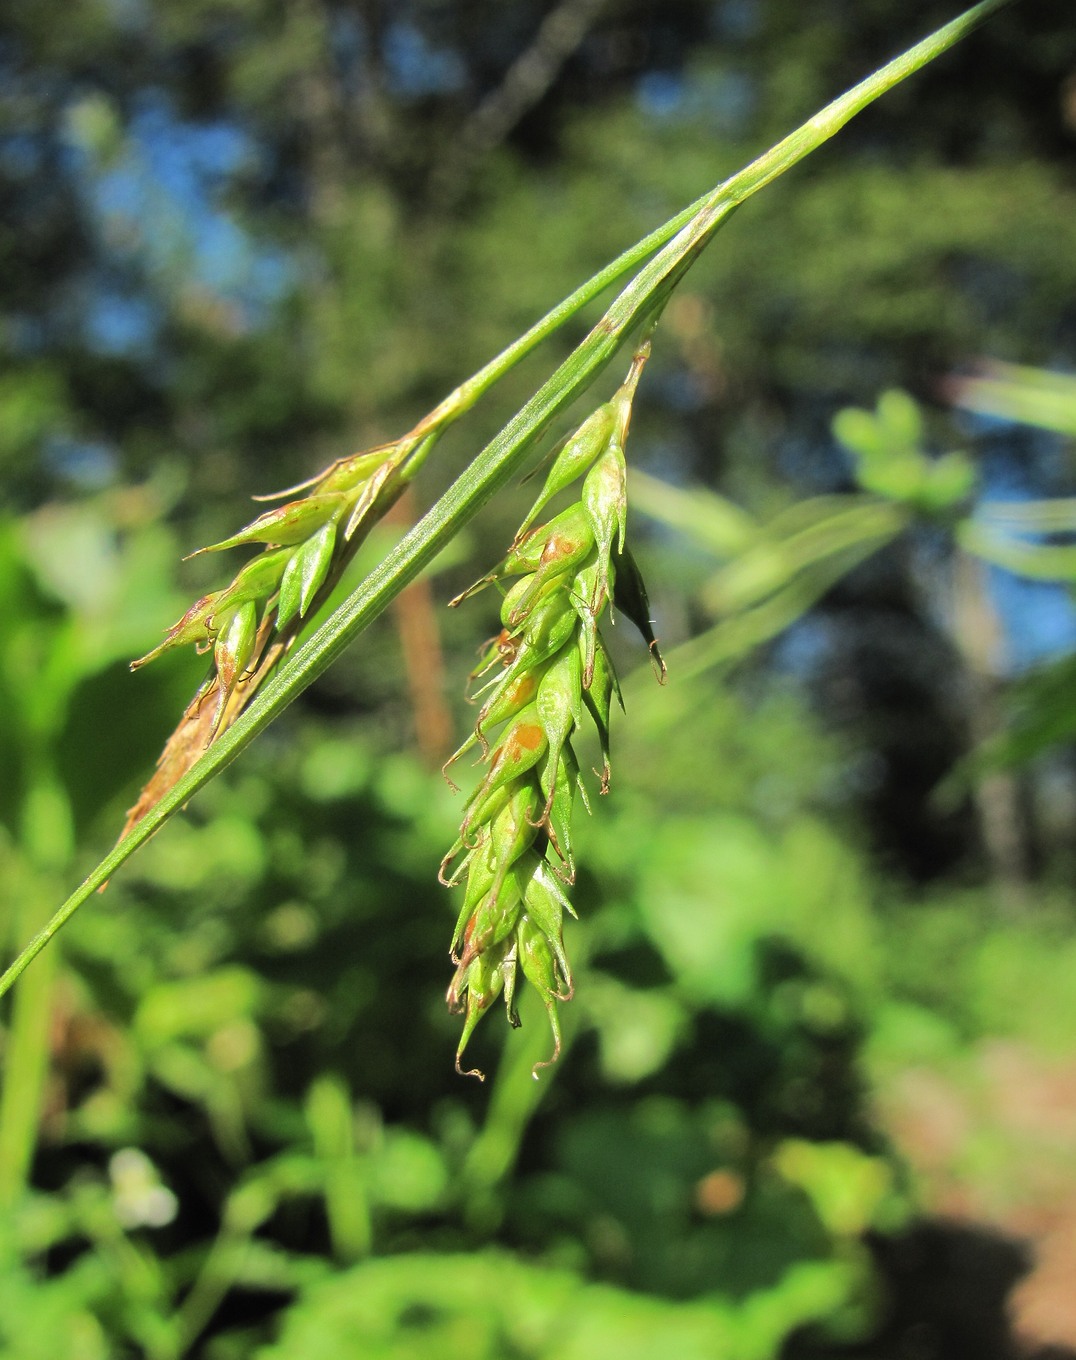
xmin=627 ymin=376 xmax=1076 ymax=695
xmin=0 ymin=0 xmax=1015 ymax=1069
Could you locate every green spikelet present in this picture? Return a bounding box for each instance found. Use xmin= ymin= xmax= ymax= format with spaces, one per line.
xmin=444 ymin=336 xmax=664 ymax=1080
xmin=130 ymin=441 xmax=407 ymax=743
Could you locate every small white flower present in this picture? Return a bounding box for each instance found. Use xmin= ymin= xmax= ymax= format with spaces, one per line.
xmin=109 ymin=1147 xmax=178 ymax=1229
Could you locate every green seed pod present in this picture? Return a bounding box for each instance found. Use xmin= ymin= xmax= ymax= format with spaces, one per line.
xmin=456 ymin=876 xmax=524 ymax=971
xmin=579 ymin=633 xmax=619 ymax=792
xmin=459 ymin=777 xmax=514 ymax=845
xmin=132 ymin=545 xmax=291 ymax=671
xmin=501 ymin=526 xmax=554 ymax=577
xmin=209 ymin=599 xmax=259 ymax=736
xmin=445 ymin=666 xmax=547 ymax=786
xmin=446 ymin=663 xmax=546 ymax=783
xmin=536 ymin=644 xmax=584 ymax=814
xmin=506 ymin=585 xmax=577 ymax=679
xmin=450 ymin=935 xmax=512 ymax=1081
xmin=511 ymin=852 xmax=574 ymax=989
xmin=449 ymin=844 xmax=496 ymax=957
xmin=342 ymin=452 xmax=400 ymax=541
xmin=537 ymin=643 xmax=584 ymax=735
xmin=505 ymin=507 xmax=597 ymax=627
xmin=568 ymin=549 xmax=604 ymax=686
xmin=504 ymin=502 xmax=595 ymax=576
xmin=314 ymin=446 xmax=397 ymax=498
xmin=277 ymin=521 xmax=338 ymax=630
xmin=484 ymin=780 xmax=542 ymax=906
xmin=582 ymin=440 xmax=627 ymax=616
xmin=459 ymin=503 xmax=597 ymax=618
xmin=213 ymin=600 xmax=258 ymax=691
xmin=500 ymin=575 xmax=535 ymax=627
xmin=466 ymin=705 xmax=548 ymax=816
xmin=517 ymin=402 xmax=617 ymax=538
xmin=475 ymin=666 xmax=544 ymax=743
xmin=517 ymin=915 xmax=565 ymax=1076
xmin=518 ymin=912 xmax=570 ymax=1002
xmin=538 ymin=741 xmax=583 ymax=882
xmin=217 ymin=547 xmax=293 ymax=613
xmin=194 ymin=494 xmax=346 ymax=554
xmin=447 ymin=929 xmax=503 ymax=1016
xmin=130 ymin=592 xmax=223 ymax=668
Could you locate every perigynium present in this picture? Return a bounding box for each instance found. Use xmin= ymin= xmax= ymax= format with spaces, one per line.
xmin=442 ymin=338 xmax=665 ymax=1080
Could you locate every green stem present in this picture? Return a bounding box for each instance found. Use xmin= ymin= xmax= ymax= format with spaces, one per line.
xmin=404 ymin=209 xmax=708 ymax=452
xmin=0 ymin=911 xmax=59 ymax=1205
xmin=460 ymin=990 xmax=568 ymax=1234
xmin=0 ymin=0 xmax=1011 ymax=1001
xmin=0 ymin=763 xmax=75 ymax=1205
xmin=172 ymin=1231 xmax=254 ymax=1357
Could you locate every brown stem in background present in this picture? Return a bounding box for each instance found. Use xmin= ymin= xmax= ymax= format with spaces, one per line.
xmin=428 ymin=0 xmax=608 ymax=211
xmin=387 ymin=488 xmax=452 ymax=767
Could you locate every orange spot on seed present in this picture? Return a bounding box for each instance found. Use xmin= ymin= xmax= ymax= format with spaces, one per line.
xmin=514 ymin=724 xmax=543 ymax=752
xmin=509 ymin=673 xmax=538 ymax=702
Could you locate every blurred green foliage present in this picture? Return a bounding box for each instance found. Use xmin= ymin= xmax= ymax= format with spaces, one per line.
xmin=3 ymin=475 xmax=1075 ymax=1354
xmin=3 ymin=0 xmax=1076 ymax=1354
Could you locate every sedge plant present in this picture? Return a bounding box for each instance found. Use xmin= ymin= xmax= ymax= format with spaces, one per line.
xmin=0 ymin=0 xmax=1015 ymax=1077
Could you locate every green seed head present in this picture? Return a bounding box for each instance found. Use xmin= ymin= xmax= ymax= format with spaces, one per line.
xmin=442 ymin=337 xmax=662 ymax=1077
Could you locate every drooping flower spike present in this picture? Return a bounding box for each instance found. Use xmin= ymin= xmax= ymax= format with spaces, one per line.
xmin=443 ymin=334 xmax=665 ymax=1080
